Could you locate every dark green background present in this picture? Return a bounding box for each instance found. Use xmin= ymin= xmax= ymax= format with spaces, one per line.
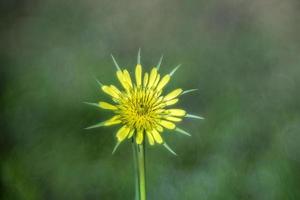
xmin=1 ymin=0 xmax=300 ymax=199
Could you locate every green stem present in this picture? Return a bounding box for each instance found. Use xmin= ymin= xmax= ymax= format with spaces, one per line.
xmin=132 ymin=140 xmax=139 ymax=200
xmin=133 ymin=139 xmax=146 ymax=200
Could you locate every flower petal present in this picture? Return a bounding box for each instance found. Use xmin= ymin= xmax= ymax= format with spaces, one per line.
xmin=167 ymin=109 xmax=186 ymax=116
xmin=136 ymin=129 xmax=144 ymax=144
xmin=99 ymin=102 xmax=118 ymax=110
xmin=151 ymin=129 xmax=163 ymax=144
xmin=147 ymin=67 xmax=158 ymax=88
xmin=127 ymin=129 xmax=135 ymax=138
xmin=104 ymin=115 xmax=122 ymax=126
xmin=156 ymin=125 xmax=164 ymax=132
xmin=159 ymin=120 xmax=176 ymax=129
xmin=153 ymin=74 xmax=161 ymax=88
xmin=109 ymin=85 xmax=121 ymax=95
xmin=164 ymin=88 xmax=183 ymax=101
xmin=143 ymin=72 xmax=149 ymax=88
xmin=101 ymin=85 xmax=119 ymax=99
xmin=116 ymin=70 xmax=131 ymax=91
xmin=156 ymin=75 xmax=170 ymax=91
xmin=164 ymin=116 xmax=182 ymax=122
xmin=135 ymin=64 xmax=142 ymax=87
xmin=146 ymin=130 xmax=155 ymax=145
xmin=123 ymin=70 xmax=133 ymax=88
xmin=116 ymin=126 xmax=131 ymax=142
xmin=165 ymin=98 xmax=179 ymax=106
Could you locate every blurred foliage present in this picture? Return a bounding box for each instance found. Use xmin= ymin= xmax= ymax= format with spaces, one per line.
xmin=1 ymin=0 xmax=300 ymax=199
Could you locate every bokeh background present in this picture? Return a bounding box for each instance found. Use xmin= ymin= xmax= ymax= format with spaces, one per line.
xmin=1 ymin=0 xmax=300 ymax=199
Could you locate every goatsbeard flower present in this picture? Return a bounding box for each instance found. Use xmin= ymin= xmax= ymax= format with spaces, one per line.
xmin=86 ymin=51 xmax=203 ymax=154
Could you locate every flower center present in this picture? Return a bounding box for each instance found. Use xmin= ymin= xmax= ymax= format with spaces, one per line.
xmin=136 ymin=103 xmax=149 ymax=115
xmin=119 ymin=88 xmax=162 ymax=130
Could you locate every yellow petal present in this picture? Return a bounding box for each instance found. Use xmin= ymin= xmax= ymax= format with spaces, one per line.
xmin=128 ymin=129 xmax=135 ymax=138
xmin=165 ymin=98 xmax=179 ymax=106
xmin=123 ymin=70 xmax=133 ymax=88
xmin=156 ymin=75 xmax=170 ymax=91
xmin=151 ymin=129 xmax=163 ymax=144
xmin=164 ymin=116 xmax=182 ymax=122
xmin=153 ymin=74 xmax=160 ymax=88
xmin=147 ymin=67 xmax=158 ymax=88
xmin=109 ymin=85 xmax=121 ymax=95
xmin=99 ymin=102 xmax=118 ymax=110
xmin=135 ymin=64 xmax=142 ymax=87
xmin=101 ymin=85 xmax=119 ymax=99
xmin=164 ymin=88 xmax=183 ymax=101
xmin=160 ymin=120 xmax=176 ymax=129
xmin=155 ymin=109 xmax=165 ymax=114
xmin=143 ymin=73 xmax=149 ymax=87
xmin=116 ymin=70 xmax=124 ymax=84
xmin=104 ymin=115 xmax=122 ymax=126
xmin=136 ymin=129 xmax=144 ymax=144
xmin=156 ymin=125 xmax=164 ymax=132
xmin=146 ymin=131 xmax=154 ymax=145
xmin=116 ymin=70 xmax=130 ymax=91
xmin=167 ymin=109 xmax=186 ymax=116
xmin=105 ymin=120 xmax=121 ymax=126
xmin=116 ymin=126 xmax=131 ymax=142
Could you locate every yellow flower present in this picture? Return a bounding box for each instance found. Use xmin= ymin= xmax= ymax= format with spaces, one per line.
xmin=86 ymin=51 xmax=203 ymax=153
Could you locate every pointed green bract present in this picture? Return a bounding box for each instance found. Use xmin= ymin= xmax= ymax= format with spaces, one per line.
xmin=175 ymin=127 xmax=191 ymax=136
xmin=111 ymin=54 xmax=121 ymax=71
xmin=85 ymin=121 xmax=106 ymax=130
xmin=182 ymin=89 xmax=198 ymax=95
xmin=185 ymin=114 xmax=204 ymax=120
xmin=137 ymin=48 xmax=141 ymax=65
xmin=169 ymin=64 xmax=181 ymax=76
xmin=83 ymin=102 xmax=99 ymax=108
xmin=157 ymin=55 xmax=164 ymax=70
xmin=94 ymin=77 xmax=104 ymax=87
xmin=112 ymin=141 xmax=121 ymax=154
xmin=163 ymin=143 xmax=177 ymax=156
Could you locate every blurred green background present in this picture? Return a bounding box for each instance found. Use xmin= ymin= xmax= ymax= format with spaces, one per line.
xmin=1 ymin=0 xmax=300 ymax=199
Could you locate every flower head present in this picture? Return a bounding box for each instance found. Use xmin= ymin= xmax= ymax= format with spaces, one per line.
xmin=86 ymin=51 xmax=203 ymax=153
